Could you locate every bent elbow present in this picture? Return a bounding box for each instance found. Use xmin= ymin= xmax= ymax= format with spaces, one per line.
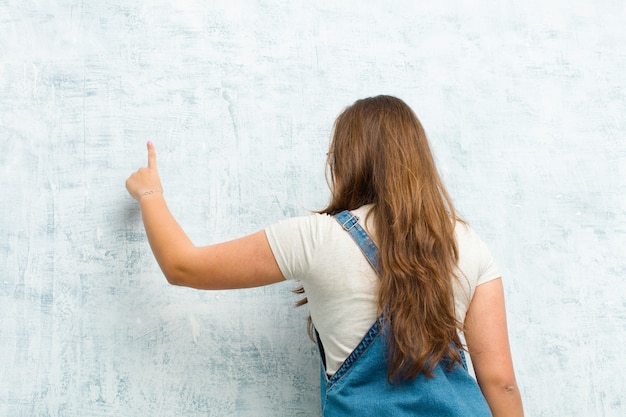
xmin=164 ymin=272 xmax=185 ymax=286
xmin=160 ymin=262 xmax=191 ymax=287
xmin=162 ymin=263 xmax=207 ymax=289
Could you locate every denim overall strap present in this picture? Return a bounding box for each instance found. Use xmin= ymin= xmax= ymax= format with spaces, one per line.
xmin=315 ymin=211 xmax=379 ymax=373
xmin=333 ymin=210 xmax=380 ymax=274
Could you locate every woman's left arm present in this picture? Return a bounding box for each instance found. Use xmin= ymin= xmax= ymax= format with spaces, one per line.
xmin=125 ymin=142 xmax=285 ymax=289
xmin=464 ymin=278 xmax=524 ymax=416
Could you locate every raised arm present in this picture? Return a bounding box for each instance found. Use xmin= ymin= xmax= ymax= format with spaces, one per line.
xmin=463 ymin=278 xmax=524 ymax=417
xmin=125 ymin=142 xmax=285 ymax=289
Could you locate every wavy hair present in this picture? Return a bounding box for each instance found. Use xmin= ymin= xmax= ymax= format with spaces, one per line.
xmin=314 ymin=95 xmax=464 ymax=381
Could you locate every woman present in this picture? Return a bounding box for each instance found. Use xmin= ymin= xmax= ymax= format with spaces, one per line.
xmin=126 ymin=95 xmax=523 ymax=416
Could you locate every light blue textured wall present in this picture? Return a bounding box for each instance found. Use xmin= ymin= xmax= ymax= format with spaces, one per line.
xmin=1 ymin=1 xmax=624 ymax=416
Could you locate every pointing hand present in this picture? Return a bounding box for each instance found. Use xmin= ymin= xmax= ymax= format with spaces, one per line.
xmin=125 ymin=141 xmax=164 ymax=201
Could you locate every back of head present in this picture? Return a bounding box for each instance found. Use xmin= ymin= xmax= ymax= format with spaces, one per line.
xmin=326 ymin=96 xmax=441 ymax=217
xmin=324 ymin=95 xmax=464 ymax=381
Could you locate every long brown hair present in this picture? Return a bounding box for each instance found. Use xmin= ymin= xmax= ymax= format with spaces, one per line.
xmin=320 ymin=95 xmax=464 ymax=381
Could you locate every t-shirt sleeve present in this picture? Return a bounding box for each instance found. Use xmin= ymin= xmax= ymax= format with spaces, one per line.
xmin=474 ymin=233 xmax=501 ymax=286
xmin=265 ymin=215 xmax=318 ymax=281
xmin=456 ymin=223 xmax=502 ymax=288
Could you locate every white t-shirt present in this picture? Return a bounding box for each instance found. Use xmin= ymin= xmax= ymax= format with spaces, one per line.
xmin=265 ymin=205 xmax=501 ymax=376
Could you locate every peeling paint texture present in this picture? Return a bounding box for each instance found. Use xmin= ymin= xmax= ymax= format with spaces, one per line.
xmin=1 ymin=1 xmax=625 ymax=416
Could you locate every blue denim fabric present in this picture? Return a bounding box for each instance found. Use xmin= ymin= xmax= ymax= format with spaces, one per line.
xmin=317 ymin=211 xmax=492 ymax=416
xmin=334 ymin=211 xmax=380 ymax=274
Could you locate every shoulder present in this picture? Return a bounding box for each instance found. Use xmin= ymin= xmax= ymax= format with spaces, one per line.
xmin=454 ymin=222 xmax=491 ymax=257
xmin=454 ymin=221 xmax=501 ymax=285
xmin=265 ymin=212 xmax=336 ymax=242
xmin=264 ymin=212 xmax=339 ymax=280
xmin=266 ymin=205 xmax=374 ymax=242
xmin=264 ymin=207 xmax=375 ymax=280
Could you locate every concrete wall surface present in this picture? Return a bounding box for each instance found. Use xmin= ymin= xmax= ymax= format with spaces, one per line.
xmin=1 ymin=1 xmax=624 ymax=416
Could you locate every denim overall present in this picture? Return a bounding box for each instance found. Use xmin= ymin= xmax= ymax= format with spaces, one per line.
xmin=316 ymin=211 xmax=492 ymax=417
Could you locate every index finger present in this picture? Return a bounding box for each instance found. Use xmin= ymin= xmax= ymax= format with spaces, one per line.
xmin=147 ymin=141 xmax=157 ymax=169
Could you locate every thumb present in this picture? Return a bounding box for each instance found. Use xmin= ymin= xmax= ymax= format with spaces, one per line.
xmin=147 ymin=141 xmax=157 ymax=169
